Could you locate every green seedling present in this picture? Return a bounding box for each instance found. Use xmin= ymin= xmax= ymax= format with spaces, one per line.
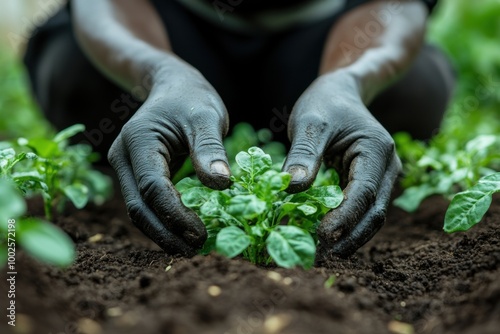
xmin=1 ymin=124 xmax=112 ymax=219
xmin=1 ymin=124 xmax=112 ymax=267
xmin=176 ymin=146 xmax=343 ymax=269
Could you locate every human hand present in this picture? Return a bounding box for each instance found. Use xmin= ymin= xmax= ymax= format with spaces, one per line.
xmin=108 ymin=64 xmax=231 ymax=256
xmin=283 ymin=71 xmax=401 ymax=258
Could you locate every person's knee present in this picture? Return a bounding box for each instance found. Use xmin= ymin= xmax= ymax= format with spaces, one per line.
xmin=369 ymin=44 xmax=456 ymax=140
xmin=420 ymin=44 xmax=457 ymax=107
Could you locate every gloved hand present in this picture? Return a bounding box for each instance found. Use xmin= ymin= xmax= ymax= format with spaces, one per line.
xmin=108 ymin=63 xmax=231 ymax=256
xmin=283 ymin=71 xmax=402 ymax=258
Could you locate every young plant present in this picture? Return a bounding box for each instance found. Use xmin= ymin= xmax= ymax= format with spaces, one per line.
xmin=1 ymin=124 xmax=113 ymax=267
xmin=1 ymin=124 xmax=112 ymax=219
xmin=394 ymin=133 xmax=500 ymax=233
xmin=176 ymin=146 xmax=343 ymax=269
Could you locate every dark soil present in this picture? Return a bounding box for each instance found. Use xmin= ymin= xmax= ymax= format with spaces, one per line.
xmin=2 ymin=186 xmax=499 ymax=334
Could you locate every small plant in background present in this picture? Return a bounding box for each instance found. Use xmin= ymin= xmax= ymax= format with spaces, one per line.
xmin=176 ymin=146 xmax=343 ymax=269
xmin=0 ymin=124 xmax=113 ymax=267
xmin=394 ymin=132 xmax=500 ymax=233
xmin=394 ymin=134 xmax=500 ymax=211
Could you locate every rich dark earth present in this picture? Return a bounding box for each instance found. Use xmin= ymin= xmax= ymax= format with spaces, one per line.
xmin=1 ymin=186 xmax=499 ymax=334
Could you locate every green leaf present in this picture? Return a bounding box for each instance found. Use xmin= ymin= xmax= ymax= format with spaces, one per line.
xmin=393 ymin=184 xmax=436 ymax=212
xmin=0 ymin=179 xmax=26 ymax=224
xmin=280 ymin=201 xmax=317 ymax=224
xmin=216 ymin=226 xmax=251 ymax=258
xmin=393 ymin=131 xmax=426 ymax=160
xmin=227 ymin=194 xmax=267 ymax=220
xmin=444 ymin=172 xmax=500 ymax=233
xmin=175 ymin=177 xmax=202 ymax=193
xmin=199 ymin=196 xmax=225 ymax=218
xmin=266 ymin=225 xmax=316 ymax=269
xmin=255 ymin=171 xmax=291 ymax=197
xmin=53 ymin=124 xmax=85 ymax=143
xmin=199 ymin=192 xmax=239 ymax=225
xmin=181 ymin=187 xmax=213 ymax=208
xmin=305 ymin=185 xmax=343 ymax=209
xmin=263 ymin=171 xmax=291 ymax=191
xmin=12 ymin=171 xmax=48 ymax=193
xmin=251 ymin=224 xmax=266 ymax=237
xmin=83 ymin=170 xmax=113 ymax=204
xmin=465 ymin=134 xmax=497 ymax=153
xmin=0 ymin=148 xmax=16 ymax=168
xmin=200 ymin=226 xmax=219 ymax=255
xmin=297 ymin=204 xmax=317 ymax=216
xmin=25 ymin=138 xmax=60 ymax=157
xmin=280 ymin=201 xmax=299 ymax=215
xmin=235 ymin=147 xmax=272 ymax=177
xmin=417 ymin=156 xmax=443 ymax=170
xmin=63 ymin=184 xmax=89 ymax=209
xmin=1 ymin=150 xmax=28 ymax=173
xmin=17 ymin=218 xmax=76 ymax=267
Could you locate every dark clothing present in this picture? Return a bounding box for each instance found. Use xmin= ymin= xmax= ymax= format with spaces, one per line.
xmin=24 ymin=0 xmax=452 ymax=158
xmin=193 ymin=0 xmax=437 ymax=14
xmin=344 ymin=0 xmax=437 ymax=13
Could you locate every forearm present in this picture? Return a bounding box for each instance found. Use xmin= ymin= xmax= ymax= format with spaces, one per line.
xmin=319 ymin=0 xmax=428 ymax=104
xmin=72 ymin=0 xmax=188 ymax=98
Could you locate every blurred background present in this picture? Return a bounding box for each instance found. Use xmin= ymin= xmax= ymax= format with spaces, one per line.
xmin=0 ymin=0 xmax=65 ymax=139
xmin=0 ymin=0 xmax=499 ymax=142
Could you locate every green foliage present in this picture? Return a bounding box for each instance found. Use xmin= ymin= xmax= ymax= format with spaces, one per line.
xmin=394 ymin=134 xmax=500 ymax=212
xmin=177 ymin=146 xmax=343 ymax=269
xmin=1 ymin=125 xmax=112 ymax=268
xmin=428 ymin=0 xmax=500 ymax=101
xmin=394 ymin=0 xmax=500 ymax=232
xmin=17 ymin=217 xmax=76 ymax=267
xmin=0 ymin=179 xmax=75 ymax=267
xmin=0 ymin=50 xmax=53 ymax=139
xmin=0 ymin=179 xmax=26 ymax=224
xmin=1 ymin=124 xmax=113 ymax=219
xmin=428 ymin=0 xmax=500 ymax=138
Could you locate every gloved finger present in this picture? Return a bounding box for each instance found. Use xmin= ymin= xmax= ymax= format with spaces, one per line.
xmin=108 ymin=137 xmax=199 ymax=255
xmin=317 ymin=137 xmax=394 ymax=244
xmin=328 ymin=155 xmax=401 ymax=257
xmin=282 ymin=114 xmax=332 ymax=193
xmin=119 ymin=125 xmax=208 ymax=248
xmin=186 ymin=112 xmax=231 ymax=190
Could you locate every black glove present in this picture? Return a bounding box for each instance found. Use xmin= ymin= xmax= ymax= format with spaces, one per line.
xmin=283 ymin=71 xmax=402 ymax=258
xmin=108 ymin=64 xmax=231 ymax=256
